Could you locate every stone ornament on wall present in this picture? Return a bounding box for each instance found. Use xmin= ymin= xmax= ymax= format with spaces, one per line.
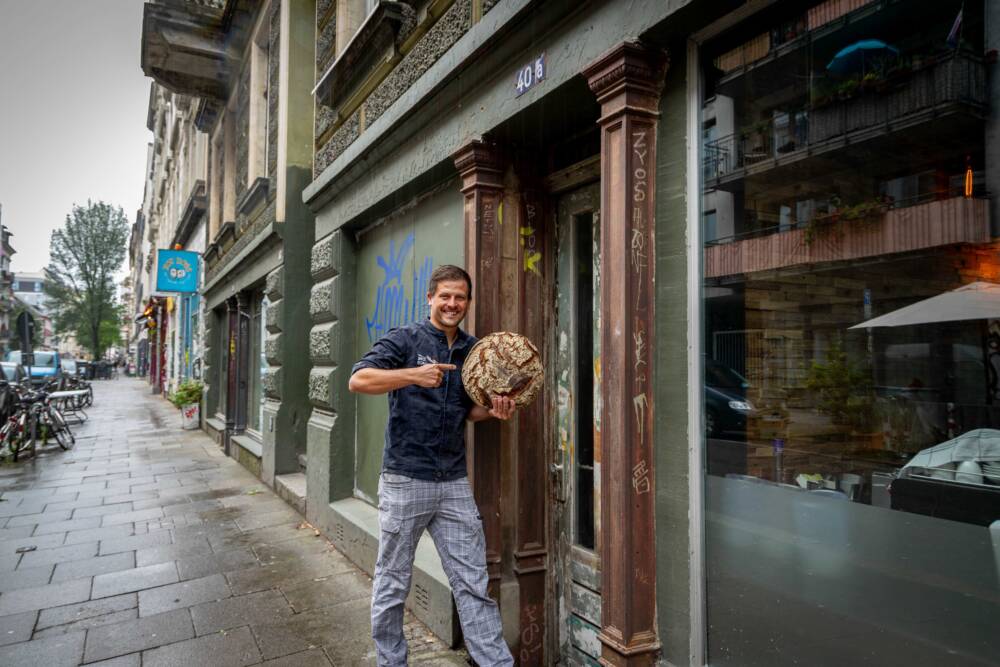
xmin=462 ymin=331 xmax=544 ymax=409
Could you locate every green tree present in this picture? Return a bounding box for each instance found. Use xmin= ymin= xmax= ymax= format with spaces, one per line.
xmin=44 ymin=201 xmax=129 ymax=360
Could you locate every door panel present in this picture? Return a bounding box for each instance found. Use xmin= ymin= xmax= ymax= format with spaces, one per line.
xmin=553 ymin=182 xmax=602 ymax=663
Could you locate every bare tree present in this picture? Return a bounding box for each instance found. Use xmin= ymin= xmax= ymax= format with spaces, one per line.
xmin=44 ymin=201 xmax=129 ymax=359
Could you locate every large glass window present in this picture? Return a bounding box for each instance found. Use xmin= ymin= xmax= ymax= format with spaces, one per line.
xmin=700 ymin=2 xmax=998 ymax=664
xmin=248 ymin=293 xmax=268 ymax=436
xmin=216 ymin=307 xmax=228 ymax=419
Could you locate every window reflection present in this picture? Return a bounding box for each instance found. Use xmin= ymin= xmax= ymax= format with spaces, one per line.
xmin=701 ymin=1 xmax=998 ymax=664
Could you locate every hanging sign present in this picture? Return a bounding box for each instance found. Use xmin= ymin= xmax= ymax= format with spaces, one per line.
xmin=155 ymin=249 xmax=199 ymax=293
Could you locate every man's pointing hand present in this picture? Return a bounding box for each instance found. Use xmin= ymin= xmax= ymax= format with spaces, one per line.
xmin=413 ymin=363 xmax=457 ymax=388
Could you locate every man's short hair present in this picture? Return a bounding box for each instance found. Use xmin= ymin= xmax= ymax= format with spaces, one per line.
xmin=428 ymin=265 xmax=472 ymax=300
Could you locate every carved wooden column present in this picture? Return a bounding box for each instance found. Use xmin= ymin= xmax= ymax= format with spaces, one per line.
xmin=584 ymin=42 xmax=666 ymax=667
xmin=453 ymin=139 xmax=504 ymax=599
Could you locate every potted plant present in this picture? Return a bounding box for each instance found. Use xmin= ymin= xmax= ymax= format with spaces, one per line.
xmin=170 ymin=380 xmax=203 ymax=430
xmin=805 ymin=342 xmax=883 ymax=447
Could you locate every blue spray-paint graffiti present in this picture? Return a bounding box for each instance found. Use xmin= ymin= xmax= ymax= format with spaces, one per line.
xmin=366 ymin=233 xmax=434 ymax=343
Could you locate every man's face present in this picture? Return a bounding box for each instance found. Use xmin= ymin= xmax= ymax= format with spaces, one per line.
xmin=427 ymin=279 xmax=470 ymax=330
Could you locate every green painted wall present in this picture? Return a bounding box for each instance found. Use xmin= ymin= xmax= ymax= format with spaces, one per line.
xmin=653 ymin=45 xmax=694 ymax=667
xmin=352 ymin=184 xmax=464 ymax=502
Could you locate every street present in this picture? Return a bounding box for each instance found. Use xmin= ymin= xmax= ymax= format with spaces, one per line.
xmin=0 ymin=378 xmax=464 ymax=666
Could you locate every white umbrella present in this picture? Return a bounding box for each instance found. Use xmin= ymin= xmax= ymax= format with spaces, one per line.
xmin=850 ymin=282 xmax=1000 ymax=329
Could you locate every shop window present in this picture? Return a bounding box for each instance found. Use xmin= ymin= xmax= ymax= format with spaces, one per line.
xmin=216 ymin=308 xmax=228 ymax=420
xmin=248 ymin=293 xmax=268 ymax=436
xmin=700 ymin=1 xmax=996 ymax=664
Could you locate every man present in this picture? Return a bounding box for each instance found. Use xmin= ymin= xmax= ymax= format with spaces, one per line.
xmin=350 ymin=264 xmax=515 ymax=667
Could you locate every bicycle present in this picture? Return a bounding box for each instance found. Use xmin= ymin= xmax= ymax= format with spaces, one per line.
xmin=0 ymin=384 xmax=36 ymax=461
xmin=29 ymin=389 xmax=75 ymax=451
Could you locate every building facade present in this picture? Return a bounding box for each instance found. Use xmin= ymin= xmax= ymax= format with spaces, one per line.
xmin=141 ymin=0 xmax=317 ymax=506
xmin=133 ymin=0 xmax=1000 ymax=665
xmin=0 ymin=217 xmax=14 ymax=352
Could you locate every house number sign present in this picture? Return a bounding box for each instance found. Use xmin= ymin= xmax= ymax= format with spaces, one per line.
xmin=515 ymin=54 xmax=545 ymax=97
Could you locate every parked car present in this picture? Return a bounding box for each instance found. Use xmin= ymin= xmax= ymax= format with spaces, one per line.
xmin=705 ymin=359 xmax=754 ymax=439
xmin=0 ymin=361 xmax=26 ymax=382
xmin=5 ymin=349 xmax=61 ymax=384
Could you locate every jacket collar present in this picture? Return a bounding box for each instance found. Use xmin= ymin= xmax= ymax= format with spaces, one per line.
xmin=421 ymin=318 xmax=471 ymax=349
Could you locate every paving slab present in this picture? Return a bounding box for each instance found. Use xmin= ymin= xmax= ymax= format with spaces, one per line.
xmin=0 ymin=630 xmax=86 ymax=666
xmin=252 ymin=597 xmax=374 ymax=661
xmin=259 ymin=648 xmax=334 ymax=666
xmin=98 ymin=529 xmax=172 ymax=556
xmin=33 ymin=516 xmax=102 ymax=536
xmin=0 ymin=576 xmax=92 ymax=616
xmin=0 ymin=532 xmax=68 ymax=557
xmin=34 ymin=608 xmax=138 ymax=639
xmin=280 ymin=568 xmax=373 ymax=613
xmin=72 ymin=502 xmax=133 ymax=519
xmin=135 ymin=538 xmax=212 ymax=567
xmin=37 ymin=593 xmax=137 ymax=630
xmin=51 ymin=551 xmax=135 ymax=583
xmin=102 ymin=507 xmax=165 ymax=527
xmin=92 ymin=561 xmax=179 ymax=599
xmin=138 ymin=573 xmax=232 ymax=617
xmin=63 ymin=524 xmax=134 ymax=546
xmin=175 ymin=547 xmax=259 ymax=581
xmin=84 ymin=652 xmax=140 ymax=667
xmin=0 ymin=610 xmax=38 ymax=646
xmin=233 ymin=509 xmax=302 ymax=533
xmin=17 ymin=540 xmax=100 ymax=569
xmin=83 ymin=608 xmax=194 ymax=663
xmin=189 ymin=589 xmax=294 ymax=636
xmin=0 ymin=562 xmax=54 ymax=592
xmin=141 ymin=624 xmax=260 ymax=667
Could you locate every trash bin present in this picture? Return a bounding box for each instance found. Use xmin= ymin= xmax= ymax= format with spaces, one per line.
xmin=181 ymin=403 xmax=200 ymax=430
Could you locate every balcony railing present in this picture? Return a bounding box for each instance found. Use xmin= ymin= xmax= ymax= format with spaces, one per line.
xmin=704 ymin=52 xmax=989 ymax=184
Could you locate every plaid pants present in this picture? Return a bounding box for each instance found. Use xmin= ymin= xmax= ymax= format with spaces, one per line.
xmin=372 ymin=473 xmax=513 ymax=667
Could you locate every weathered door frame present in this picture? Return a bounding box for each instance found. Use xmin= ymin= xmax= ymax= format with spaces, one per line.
xmin=548 ymin=174 xmax=603 ymax=665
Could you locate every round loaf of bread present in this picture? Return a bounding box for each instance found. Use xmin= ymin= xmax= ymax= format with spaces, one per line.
xmin=462 ymin=332 xmax=543 ymax=409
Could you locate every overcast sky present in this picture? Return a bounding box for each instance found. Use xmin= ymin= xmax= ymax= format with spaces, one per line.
xmin=0 ymin=0 xmax=151 ymax=274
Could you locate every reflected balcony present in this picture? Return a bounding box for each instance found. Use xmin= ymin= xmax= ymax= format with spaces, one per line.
xmin=704 ymin=51 xmax=989 ymax=191
xmin=704 ymin=196 xmax=991 ymax=279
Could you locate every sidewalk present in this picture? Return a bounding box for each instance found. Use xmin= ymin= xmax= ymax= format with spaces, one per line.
xmin=0 ymin=377 xmax=466 ymax=666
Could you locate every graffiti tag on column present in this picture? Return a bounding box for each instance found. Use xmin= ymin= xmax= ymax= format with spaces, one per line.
xmin=482 ymin=200 xmax=496 ymax=269
xmin=632 ymin=457 xmax=650 ymax=495
xmin=633 ymin=392 xmax=648 ymax=449
xmin=520 ymin=200 xmax=542 ymax=275
xmin=632 ymin=130 xmax=649 ymax=310
xmin=519 ymin=604 xmax=542 ymax=662
xmin=633 ymin=317 xmax=647 ymax=378
xmin=365 ymin=233 xmax=433 ymax=343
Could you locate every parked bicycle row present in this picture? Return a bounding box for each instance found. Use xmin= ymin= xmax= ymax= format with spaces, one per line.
xmin=0 ymin=372 xmax=94 ymax=461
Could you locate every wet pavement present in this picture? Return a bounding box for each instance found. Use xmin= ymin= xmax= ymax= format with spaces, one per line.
xmin=0 ymin=377 xmax=465 ymax=666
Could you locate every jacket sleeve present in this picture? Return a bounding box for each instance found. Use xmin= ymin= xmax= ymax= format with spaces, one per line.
xmin=351 ymin=327 xmax=409 ymax=375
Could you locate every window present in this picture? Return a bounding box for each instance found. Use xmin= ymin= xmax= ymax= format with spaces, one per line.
xmin=248 ymin=5 xmax=271 ymax=183
xmin=11 ymin=281 xmax=18 ymax=291
xmin=700 ymin=2 xmax=994 ymax=664
xmin=216 ymin=308 xmax=229 ymax=419
xmin=34 ymin=282 xmax=41 ymax=292
xmin=248 ymin=293 xmax=268 ymax=436
xmin=209 ymin=123 xmax=224 ymax=237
